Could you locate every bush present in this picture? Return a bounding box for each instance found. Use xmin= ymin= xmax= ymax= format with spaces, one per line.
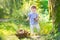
xmin=40 ymin=22 xmax=53 ymax=35
xmin=0 ymin=22 xmax=18 ymax=31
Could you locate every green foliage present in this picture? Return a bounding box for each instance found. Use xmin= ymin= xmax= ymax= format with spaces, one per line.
xmin=0 ymin=22 xmax=19 ymax=40
xmin=39 ymin=1 xmax=48 ymax=9
xmin=0 ymin=7 xmax=9 ymax=18
xmin=0 ymin=0 xmax=56 ymax=40
xmin=0 ymin=22 xmax=18 ymax=31
xmin=0 ymin=29 xmax=19 ymax=40
xmin=54 ymin=32 xmax=60 ymax=40
xmin=40 ymin=21 xmax=53 ymax=35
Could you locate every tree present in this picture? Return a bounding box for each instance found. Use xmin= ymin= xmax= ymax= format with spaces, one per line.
xmin=48 ymin=0 xmax=60 ymax=32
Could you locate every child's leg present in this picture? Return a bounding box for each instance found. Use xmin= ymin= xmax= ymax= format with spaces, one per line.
xmin=35 ymin=24 xmax=40 ymax=33
xmin=30 ymin=25 xmax=34 ymax=34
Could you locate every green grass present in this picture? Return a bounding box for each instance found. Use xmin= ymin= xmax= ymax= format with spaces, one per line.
xmin=0 ymin=21 xmax=57 ymax=40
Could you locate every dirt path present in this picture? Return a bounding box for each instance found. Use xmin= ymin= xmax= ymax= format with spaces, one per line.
xmin=5 ymin=35 xmax=47 ymax=40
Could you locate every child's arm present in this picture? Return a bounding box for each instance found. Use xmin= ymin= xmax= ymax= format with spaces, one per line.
xmin=35 ymin=16 xmax=39 ymax=21
xmin=26 ymin=13 xmax=30 ymax=21
xmin=34 ymin=14 xmax=39 ymax=22
xmin=26 ymin=17 xmax=29 ymax=21
xmin=36 ymin=16 xmax=39 ymax=20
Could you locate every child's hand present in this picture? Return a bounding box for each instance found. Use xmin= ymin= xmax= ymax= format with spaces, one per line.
xmin=25 ymin=19 xmax=28 ymax=21
xmin=26 ymin=17 xmax=29 ymax=21
xmin=34 ymin=18 xmax=39 ymax=22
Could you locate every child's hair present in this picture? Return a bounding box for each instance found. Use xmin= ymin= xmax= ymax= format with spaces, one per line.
xmin=31 ymin=5 xmax=36 ymax=9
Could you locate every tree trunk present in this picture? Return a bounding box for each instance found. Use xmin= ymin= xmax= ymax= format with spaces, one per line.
xmin=48 ymin=0 xmax=60 ymax=32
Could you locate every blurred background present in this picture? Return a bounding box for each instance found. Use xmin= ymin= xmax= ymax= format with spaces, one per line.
xmin=0 ymin=0 xmax=58 ymax=40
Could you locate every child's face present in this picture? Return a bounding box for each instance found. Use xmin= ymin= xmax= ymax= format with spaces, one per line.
xmin=31 ymin=8 xmax=36 ymax=12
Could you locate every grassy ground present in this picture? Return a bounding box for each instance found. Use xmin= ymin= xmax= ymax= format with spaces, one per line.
xmin=0 ymin=21 xmax=57 ymax=40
